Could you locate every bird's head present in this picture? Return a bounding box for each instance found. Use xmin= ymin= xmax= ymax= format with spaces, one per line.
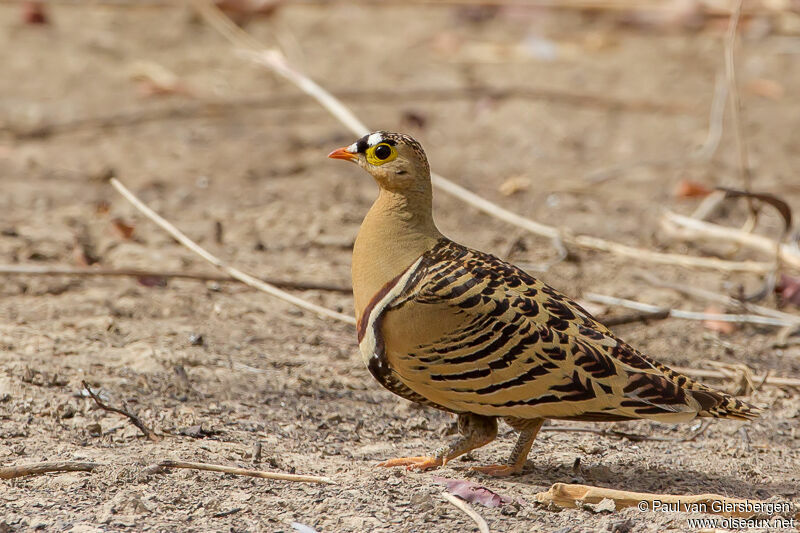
xmin=328 ymin=131 xmax=430 ymax=193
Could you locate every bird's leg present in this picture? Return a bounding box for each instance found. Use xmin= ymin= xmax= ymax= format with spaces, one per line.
xmin=377 ymin=413 xmax=497 ymax=472
xmin=471 ymin=417 xmax=544 ymax=477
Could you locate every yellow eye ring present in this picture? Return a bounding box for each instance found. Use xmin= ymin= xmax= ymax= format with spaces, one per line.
xmin=365 ymin=143 xmax=398 ymax=166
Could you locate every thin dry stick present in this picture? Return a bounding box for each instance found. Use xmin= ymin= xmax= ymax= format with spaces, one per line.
xmin=569 ymin=232 xmax=772 ymax=273
xmin=692 ymin=73 xmax=729 ymax=163
xmin=584 ymin=292 xmax=796 ymax=328
xmin=690 ymin=189 xmax=727 ymax=221
xmin=599 ymin=309 xmax=671 ymax=327
xmin=0 ymin=461 xmax=100 ymax=480
xmin=110 ymin=178 xmax=356 ymax=326
xmin=661 ymin=211 xmax=800 ymax=270
xmin=195 ymin=1 xmax=775 ymax=275
xmin=82 ymin=381 xmax=161 ymax=442
xmin=725 ymin=0 xmax=752 ymax=197
xmin=151 ymin=460 xmax=333 ymax=484
xmin=635 ymin=270 xmax=800 ymax=324
xmin=534 ymin=483 xmax=800 ymax=520
xmin=726 ymin=0 xmax=785 ymax=296
xmin=441 ymin=492 xmax=490 ymax=533
xmin=0 ymin=264 xmax=351 ymax=293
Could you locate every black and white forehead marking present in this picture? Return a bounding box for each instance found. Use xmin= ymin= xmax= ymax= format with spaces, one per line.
xmin=345 ymin=131 xmax=429 ymax=170
xmin=345 ymin=131 xmax=397 ymax=154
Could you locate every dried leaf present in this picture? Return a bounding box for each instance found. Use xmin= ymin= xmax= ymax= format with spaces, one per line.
xmin=22 ymin=1 xmax=48 ymax=24
xmin=674 ymin=179 xmax=712 ymax=199
xmin=433 ymin=477 xmax=510 ymax=508
xmin=717 ymin=187 xmax=792 ymax=236
xmin=776 ymin=274 xmax=800 ymax=307
xmin=703 ymin=305 xmax=736 ymax=334
xmin=499 ymin=176 xmax=531 ymax=197
xmin=111 ymin=218 xmax=135 ymax=240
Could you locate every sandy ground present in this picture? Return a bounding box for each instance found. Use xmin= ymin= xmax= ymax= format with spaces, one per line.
xmin=1 ymin=3 xmax=799 ymax=532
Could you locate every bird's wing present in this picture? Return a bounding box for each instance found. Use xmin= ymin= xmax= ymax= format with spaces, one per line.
xmin=359 ymin=239 xmax=757 ymax=422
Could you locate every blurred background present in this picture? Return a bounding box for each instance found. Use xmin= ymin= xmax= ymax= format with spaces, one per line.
xmin=1 ymin=1 xmax=798 ymax=531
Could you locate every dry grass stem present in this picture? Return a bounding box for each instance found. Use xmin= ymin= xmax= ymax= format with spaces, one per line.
xmin=0 ymin=461 xmax=101 ymax=480
xmin=600 ymin=309 xmax=671 ymax=327
xmin=725 ymin=0 xmax=752 ymax=196
xmin=110 ymin=178 xmax=356 ymax=325
xmin=150 ymin=460 xmax=334 ymax=484
xmin=584 ymin=292 xmax=797 ymax=327
xmin=661 ymin=211 xmax=800 ymax=270
xmin=690 ymin=190 xmax=727 ymax=220
xmin=83 ymin=381 xmax=161 ymax=442
xmin=441 ymin=492 xmax=490 ymax=533
xmin=193 ymin=0 xmax=777 ymax=275
xmin=0 ymin=264 xmax=351 ymax=293
xmin=535 ymin=483 xmax=800 ymax=520
xmin=635 ymin=271 xmax=800 ymax=323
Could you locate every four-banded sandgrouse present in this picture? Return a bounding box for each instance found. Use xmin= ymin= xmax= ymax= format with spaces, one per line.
xmin=329 ymin=131 xmax=760 ymax=476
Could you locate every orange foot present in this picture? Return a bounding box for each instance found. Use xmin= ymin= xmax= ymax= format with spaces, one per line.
xmin=469 ymin=464 xmax=521 ymax=477
xmin=376 ymin=456 xmax=443 ymax=471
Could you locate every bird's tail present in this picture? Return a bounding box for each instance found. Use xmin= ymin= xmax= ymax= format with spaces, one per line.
xmin=689 ymin=388 xmax=762 ymax=420
xmin=655 ymin=363 xmax=762 ymax=421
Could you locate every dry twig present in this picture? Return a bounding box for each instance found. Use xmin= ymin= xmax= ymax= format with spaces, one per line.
xmin=148 ymin=460 xmax=333 ymax=484
xmin=441 ymin=492 xmax=490 ymax=533
xmin=0 ymin=461 xmax=101 ymax=480
xmin=0 ymin=264 xmax=351 ymax=293
xmin=599 ymin=309 xmax=671 ymax=327
xmin=110 ymin=178 xmax=356 ymax=325
xmin=535 ymin=483 xmax=800 ymax=520
xmin=82 ymin=380 xmax=161 ymax=442
xmin=725 ymin=0 xmax=753 ymax=198
xmin=635 ymin=270 xmax=800 ymax=324
xmin=584 ymin=293 xmax=797 ymax=328
xmin=661 ymin=211 xmax=800 ymax=270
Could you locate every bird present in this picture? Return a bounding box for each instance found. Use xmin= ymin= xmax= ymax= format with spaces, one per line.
xmin=328 ymin=131 xmax=760 ymax=477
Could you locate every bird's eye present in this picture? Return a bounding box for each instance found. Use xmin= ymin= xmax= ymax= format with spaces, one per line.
xmin=374 ymin=144 xmax=392 ymax=160
xmin=365 ymin=142 xmax=398 ymax=166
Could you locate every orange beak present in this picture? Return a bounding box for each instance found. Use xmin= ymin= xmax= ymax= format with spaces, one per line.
xmin=327 ymin=147 xmax=358 ymax=162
